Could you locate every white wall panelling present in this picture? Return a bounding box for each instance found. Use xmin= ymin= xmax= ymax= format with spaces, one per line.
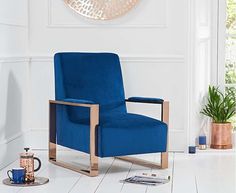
xmin=0 ymin=0 xmax=219 ymax=155
xmin=0 ymin=58 xmax=30 ymax=169
xmin=0 ymin=0 xmax=28 ymax=27
xmin=0 ymin=0 xmax=29 ymax=168
xmin=187 ymin=0 xmax=216 ymax=147
xmin=30 ymin=55 xmax=184 ymax=63
xmin=28 ymin=55 xmax=186 ymax=152
xmin=28 ymin=0 xmax=188 ymax=151
xmin=29 ymin=0 xmax=186 ymax=56
xmin=0 ymin=25 xmax=28 ymax=56
xmin=0 ymin=133 xmax=26 ymax=169
xmin=0 ymin=57 xmax=30 ymax=63
xmin=47 ymin=0 xmax=168 ymax=28
xmin=0 ymin=0 xmax=28 ymax=56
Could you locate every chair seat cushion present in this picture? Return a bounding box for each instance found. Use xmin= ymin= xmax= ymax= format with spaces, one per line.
xmin=97 ymin=113 xmax=167 ymax=157
xmin=57 ymin=112 xmax=167 ymax=158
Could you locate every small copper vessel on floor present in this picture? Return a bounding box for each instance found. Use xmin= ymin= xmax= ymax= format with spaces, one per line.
xmin=20 ymin=148 xmax=41 ymax=183
xmin=210 ymin=123 xmax=232 ymax=149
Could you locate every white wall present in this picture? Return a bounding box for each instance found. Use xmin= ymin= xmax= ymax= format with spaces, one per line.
xmin=0 ymin=0 xmax=218 ymax=157
xmin=188 ymin=0 xmax=219 ymax=147
xmin=0 ymin=0 xmax=29 ymax=169
xmin=28 ymin=0 xmax=189 ymax=151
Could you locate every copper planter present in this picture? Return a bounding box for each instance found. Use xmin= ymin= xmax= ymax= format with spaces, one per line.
xmin=210 ymin=122 xmax=232 ymax=149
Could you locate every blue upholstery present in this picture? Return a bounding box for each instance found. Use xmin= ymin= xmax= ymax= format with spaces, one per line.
xmin=127 ymin=97 xmax=164 ymax=104
xmin=63 ymin=98 xmax=95 ymax=104
xmin=54 ymin=52 xmax=168 ymax=157
xmin=97 ymin=113 xmax=167 ymax=157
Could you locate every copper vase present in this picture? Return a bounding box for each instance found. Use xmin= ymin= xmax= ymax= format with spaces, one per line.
xmin=210 ymin=122 xmax=232 ymax=149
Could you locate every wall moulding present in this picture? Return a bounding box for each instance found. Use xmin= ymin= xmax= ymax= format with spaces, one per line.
xmin=0 ymin=21 xmax=28 ymax=28
xmin=0 ymin=56 xmax=30 ymax=63
xmin=0 ymin=131 xmax=26 ymax=145
xmin=30 ymin=55 xmax=185 ymax=64
xmin=47 ymin=0 xmax=168 ymax=29
xmin=0 ymin=0 xmax=28 ymax=28
xmin=0 ymin=132 xmax=26 ymax=169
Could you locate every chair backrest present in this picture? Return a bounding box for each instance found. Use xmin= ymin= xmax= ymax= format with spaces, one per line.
xmin=54 ymin=52 xmax=127 ymax=121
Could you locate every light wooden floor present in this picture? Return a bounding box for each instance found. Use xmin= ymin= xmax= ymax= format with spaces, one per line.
xmin=0 ymin=150 xmax=235 ymax=193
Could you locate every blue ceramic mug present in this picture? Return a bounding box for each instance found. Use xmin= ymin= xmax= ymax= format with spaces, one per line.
xmin=7 ymin=168 xmax=25 ymax=184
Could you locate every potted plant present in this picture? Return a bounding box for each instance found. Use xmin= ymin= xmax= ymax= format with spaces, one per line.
xmin=201 ymin=86 xmax=236 ymax=149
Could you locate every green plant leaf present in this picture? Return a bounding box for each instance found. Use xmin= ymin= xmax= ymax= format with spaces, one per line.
xmin=200 ymin=86 xmax=236 ymax=123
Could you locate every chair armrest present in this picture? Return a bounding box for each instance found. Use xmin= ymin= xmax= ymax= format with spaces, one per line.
xmin=125 ymin=97 xmax=169 ymax=123
xmin=126 ymin=97 xmax=164 ymax=104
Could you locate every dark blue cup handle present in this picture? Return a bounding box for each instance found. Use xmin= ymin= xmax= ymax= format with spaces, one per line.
xmin=7 ymin=170 xmax=13 ymax=181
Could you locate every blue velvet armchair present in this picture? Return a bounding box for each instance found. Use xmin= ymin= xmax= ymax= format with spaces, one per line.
xmin=49 ymin=52 xmax=169 ymax=176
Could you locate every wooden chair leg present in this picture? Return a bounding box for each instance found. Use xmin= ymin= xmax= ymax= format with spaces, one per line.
xmin=161 ymin=152 xmax=168 ymax=169
xmin=161 ymin=101 xmax=169 ymax=169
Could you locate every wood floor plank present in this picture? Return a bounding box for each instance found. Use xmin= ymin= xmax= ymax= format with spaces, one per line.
xmin=146 ymin=153 xmax=174 ymax=193
xmin=1 ymin=150 xmax=236 ymax=193
xmin=0 ymin=160 xmax=21 ymax=193
xmin=69 ymin=157 xmax=115 ymax=193
xmin=90 ymin=158 xmax=132 ymax=193
xmin=195 ymin=152 xmax=236 ymax=193
xmin=0 ymin=151 xmax=48 ymax=193
xmin=18 ymin=165 xmax=80 ymax=193
xmin=18 ymin=151 xmax=82 ymax=193
xmin=172 ymin=153 xmax=198 ymax=193
xmin=120 ymin=154 xmax=156 ymax=193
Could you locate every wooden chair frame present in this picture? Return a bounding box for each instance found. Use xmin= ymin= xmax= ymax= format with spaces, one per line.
xmin=49 ymin=100 xmax=169 ymax=177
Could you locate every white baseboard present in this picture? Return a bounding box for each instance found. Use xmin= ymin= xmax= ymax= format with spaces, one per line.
xmin=0 ymin=132 xmax=28 ymax=169
xmin=169 ymin=130 xmax=185 ymax=152
xmin=27 ymin=129 xmax=49 ymax=150
xmin=27 ymin=129 xmax=236 ymax=153
xmin=28 ymin=128 xmax=185 ymax=152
